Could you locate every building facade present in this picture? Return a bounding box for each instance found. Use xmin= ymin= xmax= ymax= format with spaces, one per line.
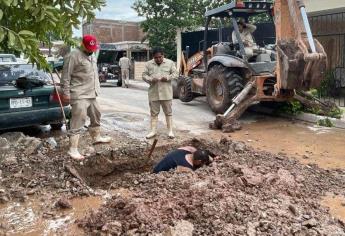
xmin=82 ymin=19 xmax=145 ymax=43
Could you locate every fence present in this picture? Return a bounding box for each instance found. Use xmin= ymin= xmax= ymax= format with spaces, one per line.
xmin=309 ymin=8 xmax=345 ymax=107
xmin=181 ymin=23 xmax=275 ymax=56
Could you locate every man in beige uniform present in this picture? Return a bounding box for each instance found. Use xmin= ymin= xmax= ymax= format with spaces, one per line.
xmin=119 ymin=52 xmax=131 ymax=88
xmin=232 ymin=18 xmax=273 ymax=59
xmin=232 ymin=18 xmax=257 ymax=57
xmin=143 ymin=47 xmax=178 ymax=139
xmin=61 ymin=35 xmax=111 ymax=160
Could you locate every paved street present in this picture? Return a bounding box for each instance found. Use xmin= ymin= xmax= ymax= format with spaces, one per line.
xmin=98 ymin=83 xmax=217 ymax=137
xmin=98 ymin=82 xmax=345 ymax=169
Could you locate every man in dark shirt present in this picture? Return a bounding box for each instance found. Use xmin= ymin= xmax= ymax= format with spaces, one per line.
xmin=153 ymin=146 xmax=213 ymax=174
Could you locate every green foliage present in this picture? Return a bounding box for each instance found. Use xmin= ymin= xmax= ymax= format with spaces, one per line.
xmin=0 ymin=0 xmax=106 ymax=69
xmin=133 ymin=0 xmax=229 ymax=60
xmin=308 ymin=89 xmax=319 ymax=98
xmin=325 ymin=107 xmax=343 ymax=119
xmin=278 ymin=99 xmax=343 ymax=119
xmin=317 ymin=118 xmax=334 ymax=127
xmin=278 ymin=100 xmax=303 ymax=115
xmin=317 ymin=70 xmax=339 ymax=97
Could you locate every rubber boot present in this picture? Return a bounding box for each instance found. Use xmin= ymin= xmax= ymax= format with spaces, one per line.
xmin=89 ymin=127 xmax=111 ymax=144
xmin=146 ymin=116 xmax=158 ymax=139
xmin=68 ymin=135 xmax=85 ymax=160
xmin=166 ymin=115 xmax=175 ymax=139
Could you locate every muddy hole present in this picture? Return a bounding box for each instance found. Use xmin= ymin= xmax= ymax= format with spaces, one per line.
xmin=74 ymin=138 xmax=215 ymax=190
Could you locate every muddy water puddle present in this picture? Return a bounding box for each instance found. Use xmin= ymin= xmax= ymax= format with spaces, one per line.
xmin=321 ymin=194 xmax=345 ymax=222
xmin=0 ymin=196 xmax=103 ymax=236
xmin=229 ymin=118 xmax=345 ymax=169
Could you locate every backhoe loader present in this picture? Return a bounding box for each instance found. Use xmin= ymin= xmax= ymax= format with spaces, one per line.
xmin=177 ymin=0 xmax=327 ymax=132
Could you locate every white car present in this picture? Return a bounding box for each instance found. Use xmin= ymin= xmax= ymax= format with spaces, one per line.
xmin=0 ymin=54 xmax=17 ymax=63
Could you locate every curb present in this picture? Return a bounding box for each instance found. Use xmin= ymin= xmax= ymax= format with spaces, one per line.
xmin=250 ymin=105 xmax=345 ymax=129
xmin=129 ymin=81 xmax=149 ymax=91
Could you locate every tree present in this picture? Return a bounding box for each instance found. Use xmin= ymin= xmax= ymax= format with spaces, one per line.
xmin=0 ymin=0 xmax=106 ymax=69
xmin=133 ymin=0 xmax=276 ymax=60
xmin=133 ymin=0 xmax=227 ymax=60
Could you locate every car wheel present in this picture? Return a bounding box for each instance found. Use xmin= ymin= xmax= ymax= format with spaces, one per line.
xmin=50 ymin=123 xmax=64 ymax=130
xmin=206 ymin=65 xmax=244 ymax=114
xmin=117 ymin=79 xmax=123 ymax=87
xmin=178 ymin=76 xmax=194 ymax=102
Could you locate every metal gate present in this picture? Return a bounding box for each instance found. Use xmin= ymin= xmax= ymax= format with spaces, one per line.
xmin=309 ymin=8 xmax=345 ymax=107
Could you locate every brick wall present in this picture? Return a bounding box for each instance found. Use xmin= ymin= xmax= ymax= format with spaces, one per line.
xmin=134 ymin=62 xmax=146 ymax=80
xmin=83 ymin=19 xmax=145 ymax=43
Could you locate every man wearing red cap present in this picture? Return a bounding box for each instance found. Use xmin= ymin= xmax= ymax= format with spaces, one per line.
xmin=61 ymin=35 xmax=111 ymax=160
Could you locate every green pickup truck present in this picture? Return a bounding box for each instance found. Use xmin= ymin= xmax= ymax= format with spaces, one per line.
xmin=0 ymin=63 xmax=70 ymax=130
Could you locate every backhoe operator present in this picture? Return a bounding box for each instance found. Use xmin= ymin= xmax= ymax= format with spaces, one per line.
xmin=232 ymin=18 xmax=257 ymax=58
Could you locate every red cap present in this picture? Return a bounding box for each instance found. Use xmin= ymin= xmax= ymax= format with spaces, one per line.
xmin=82 ymin=34 xmax=99 ymax=52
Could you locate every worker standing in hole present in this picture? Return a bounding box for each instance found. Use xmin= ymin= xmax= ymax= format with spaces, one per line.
xmin=232 ymin=18 xmax=257 ymax=58
xmin=153 ymin=146 xmax=214 ymax=173
xmin=119 ymin=52 xmax=131 ymax=88
xmin=61 ymin=35 xmax=111 ymax=161
xmin=143 ymin=47 xmax=178 ymax=139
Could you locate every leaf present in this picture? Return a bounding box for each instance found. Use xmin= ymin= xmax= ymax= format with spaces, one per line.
xmin=18 ymin=30 xmax=35 ymax=36
xmin=2 ymin=0 xmax=13 ymax=7
xmin=24 ymin=0 xmax=33 ymax=10
xmin=19 ymin=36 xmax=26 ymax=50
xmin=0 ymin=9 xmax=3 ymax=20
xmin=7 ymin=31 xmax=16 ymax=47
xmin=12 ymin=0 xmax=17 ymax=6
xmin=0 ymin=28 xmax=5 ymax=43
xmin=32 ymin=7 xmax=40 ymax=16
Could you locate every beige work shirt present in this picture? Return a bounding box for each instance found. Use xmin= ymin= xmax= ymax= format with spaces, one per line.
xmin=119 ymin=57 xmax=131 ymax=69
xmin=142 ymin=58 xmax=178 ymax=101
xmin=232 ymin=24 xmax=257 ymax=47
xmin=61 ymin=48 xmax=100 ymax=100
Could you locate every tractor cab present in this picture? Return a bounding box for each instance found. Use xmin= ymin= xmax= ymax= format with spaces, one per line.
xmin=204 ymin=1 xmax=276 ymax=75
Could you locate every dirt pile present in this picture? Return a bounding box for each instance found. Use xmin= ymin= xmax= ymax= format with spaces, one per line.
xmin=78 ymin=138 xmax=345 ymax=235
xmin=0 ymin=131 xmax=148 ymax=203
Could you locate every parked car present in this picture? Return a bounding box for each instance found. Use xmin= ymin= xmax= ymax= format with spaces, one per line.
xmin=98 ymin=63 xmax=122 ymax=87
xmin=0 ymin=54 xmax=17 ymax=63
xmin=0 ymin=63 xmax=70 ymax=130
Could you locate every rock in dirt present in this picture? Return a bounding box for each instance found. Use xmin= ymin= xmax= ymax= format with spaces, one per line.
xmin=45 ymin=137 xmax=58 ymax=149
xmin=21 ymin=136 xmax=42 ymax=155
xmin=164 ymin=220 xmax=194 ymax=236
xmin=0 ymin=138 xmax=10 ymax=151
xmin=0 ymin=138 xmax=10 ymax=162
xmin=302 ymin=218 xmax=318 ymax=228
xmin=1 ymin=155 xmax=17 ymax=166
xmin=230 ymin=141 xmax=246 ymax=153
xmin=56 ymin=198 xmax=73 ymax=209
xmin=101 ymin=221 xmax=122 ymax=234
xmin=0 ymin=132 xmax=25 ymax=145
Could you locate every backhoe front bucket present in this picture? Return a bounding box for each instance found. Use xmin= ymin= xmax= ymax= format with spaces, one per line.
xmin=276 ymin=39 xmax=327 ymax=91
xmin=275 ymin=0 xmax=327 ymax=92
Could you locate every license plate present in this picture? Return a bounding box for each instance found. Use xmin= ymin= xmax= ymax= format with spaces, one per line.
xmin=10 ymin=97 xmax=33 ymax=109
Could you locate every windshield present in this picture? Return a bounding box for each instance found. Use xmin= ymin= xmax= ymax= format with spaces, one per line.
xmin=0 ymin=64 xmax=50 ymax=86
xmin=0 ymin=55 xmax=16 ymax=62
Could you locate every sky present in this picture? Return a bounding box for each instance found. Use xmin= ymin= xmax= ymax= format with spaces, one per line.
xmin=73 ymin=0 xmax=144 ymax=37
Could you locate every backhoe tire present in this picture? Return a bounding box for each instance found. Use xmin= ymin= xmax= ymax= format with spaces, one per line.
xmin=172 ymin=79 xmax=179 ymax=99
xmin=178 ymin=76 xmax=194 ymax=103
xmin=206 ymin=65 xmax=244 ymax=114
